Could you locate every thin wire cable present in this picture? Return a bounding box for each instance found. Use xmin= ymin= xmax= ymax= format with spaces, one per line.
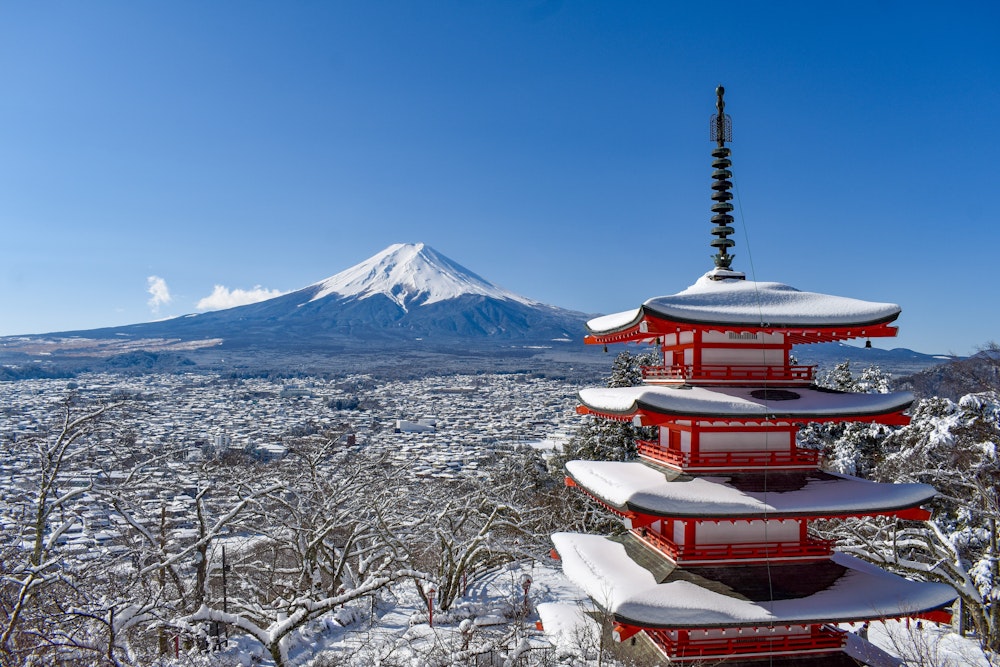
xmin=733 ymin=181 xmax=778 ymax=663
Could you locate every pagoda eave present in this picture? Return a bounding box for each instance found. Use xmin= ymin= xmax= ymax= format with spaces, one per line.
xmin=608 ymin=599 xmax=955 ymax=633
xmin=576 ymin=405 xmax=912 ymax=427
xmin=577 ymin=385 xmax=915 ymax=427
xmin=585 ymin=311 xmax=900 ymax=346
xmin=570 ymin=480 xmax=933 ymax=523
xmin=564 ymin=461 xmax=938 ymax=520
xmin=625 ymin=501 xmax=933 ymax=522
xmin=553 ymin=532 xmax=957 ymax=630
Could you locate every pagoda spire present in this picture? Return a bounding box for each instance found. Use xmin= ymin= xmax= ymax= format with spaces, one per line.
xmin=708 ymin=85 xmax=739 ymax=275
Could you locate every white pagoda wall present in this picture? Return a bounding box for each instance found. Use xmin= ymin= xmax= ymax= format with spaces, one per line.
xmin=702 ymin=332 xmax=785 ymax=346
xmin=680 ymin=429 xmax=691 ymax=452
xmin=661 ymin=332 xmax=695 ymax=347
xmin=699 ymin=429 xmax=793 ymax=452
xmin=693 ymin=331 xmax=786 ymax=367
xmin=659 ymin=427 xmax=794 ymax=452
xmin=694 ymin=519 xmax=799 ymax=545
xmin=700 ymin=347 xmax=785 ymax=366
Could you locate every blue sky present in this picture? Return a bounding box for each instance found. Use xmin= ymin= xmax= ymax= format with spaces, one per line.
xmin=1 ymin=1 xmax=997 ymax=355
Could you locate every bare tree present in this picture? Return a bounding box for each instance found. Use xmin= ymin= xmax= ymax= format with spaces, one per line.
xmin=383 ymin=446 xmax=572 ymax=616
xmin=0 ymin=392 xmax=129 ymax=666
xmin=173 ymin=438 xmax=431 ymax=667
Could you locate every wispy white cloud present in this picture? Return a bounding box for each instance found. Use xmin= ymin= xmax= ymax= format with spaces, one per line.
xmin=146 ymin=276 xmax=172 ymax=313
xmin=196 ymin=285 xmax=284 ymax=311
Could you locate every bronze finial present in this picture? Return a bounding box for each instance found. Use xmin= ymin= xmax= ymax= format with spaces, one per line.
xmin=708 ymin=85 xmax=736 ymax=272
xmin=710 ymin=85 xmax=733 ymax=147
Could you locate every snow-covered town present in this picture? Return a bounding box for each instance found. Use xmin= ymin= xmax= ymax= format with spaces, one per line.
xmin=0 ymin=371 xmax=581 ymax=478
xmin=0 ymin=370 xmax=586 ymax=566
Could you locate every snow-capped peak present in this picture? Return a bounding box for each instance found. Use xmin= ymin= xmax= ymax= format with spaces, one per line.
xmin=309 ymin=243 xmax=537 ymax=311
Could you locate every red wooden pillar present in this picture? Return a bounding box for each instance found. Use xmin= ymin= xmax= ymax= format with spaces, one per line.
xmin=692 ymin=330 xmax=703 ymax=372
xmin=684 ymin=521 xmax=696 ymax=554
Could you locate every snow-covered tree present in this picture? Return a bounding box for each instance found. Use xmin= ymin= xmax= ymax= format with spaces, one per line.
xmin=395 ymin=486 xmax=524 ymax=615
xmin=951 ymin=342 xmax=1000 ymax=396
xmin=883 ymin=392 xmax=999 ymax=652
xmin=798 ymin=361 xmax=895 ymax=476
xmin=606 ymin=349 xmax=657 ymax=389
xmin=824 ymin=390 xmax=1000 ymax=655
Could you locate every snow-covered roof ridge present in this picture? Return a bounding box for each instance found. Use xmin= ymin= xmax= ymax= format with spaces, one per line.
xmin=578 ymin=385 xmax=914 ymax=420
xmin=565 ymin=461 xmax=937 ymax=518
xmin=552 ymin=532 xmax=956 ymax=628
xmin=309 ymin=243 xmax=537 ymax=311
xmin=587 ymin=272 xmax=901 ymax=334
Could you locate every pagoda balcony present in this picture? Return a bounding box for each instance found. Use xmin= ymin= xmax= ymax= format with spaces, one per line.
xmin=633 ymin=528 xmax=835 ymax=565
xmin=641 ymin=364 xmax=815 ymax=385
xmin=637 ymin=440 xmax=820 ymax=471
xmin=644 ymin=625 xmax=846 ymax=662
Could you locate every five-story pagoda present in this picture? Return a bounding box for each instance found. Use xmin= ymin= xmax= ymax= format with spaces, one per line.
xmin=550 ymin=87 xmax=956 ymax=665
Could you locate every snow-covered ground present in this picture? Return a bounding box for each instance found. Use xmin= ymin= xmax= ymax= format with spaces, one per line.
xmin=181 ymin=560 xmax=592 ymax=666
xmin=854 ymin=619 xmax=994 ymax=667
xmin=166 ymin=560 xmax=994 ymax=667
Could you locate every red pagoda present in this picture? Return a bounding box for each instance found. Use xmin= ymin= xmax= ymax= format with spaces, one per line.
xmin=548 ymin=87 xmax=956 ymax=665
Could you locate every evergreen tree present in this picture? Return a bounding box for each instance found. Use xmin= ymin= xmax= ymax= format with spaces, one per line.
xmin=798 ymin=361 xmax=895 ymax=476
xmin=607 ymin=348 xmax=656 ymax=387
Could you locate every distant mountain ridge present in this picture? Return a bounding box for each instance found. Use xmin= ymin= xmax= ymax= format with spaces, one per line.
xmin=793 ymin=342 xmax=957 ymax=379
xmin=0 ymin=245 xmax=956 ymax=380
xmin=894 ymin=346 xmax=997 ymax=399
xmin=8 ymin=243 xmax=589 ymax=356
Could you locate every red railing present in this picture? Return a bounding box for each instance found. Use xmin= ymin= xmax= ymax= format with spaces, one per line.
xmin=636 ymin=440 xmax=820 ymax=470
xmin=633 ymin=528 xmax=834 ymax=565
xmin=641 ymin=364 xmax=815 ymax=384
xmin=645 ymin=625 xmax=846 ymax=661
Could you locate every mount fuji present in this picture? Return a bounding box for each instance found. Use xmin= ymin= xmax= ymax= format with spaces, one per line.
xmin=308 ymin=243 xmax=540 ymax=312
xmin=11 ymin=244 xmax=589 ymax=361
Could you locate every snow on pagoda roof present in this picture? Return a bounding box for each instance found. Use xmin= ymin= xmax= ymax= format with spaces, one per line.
xmin=578 ymin=385 xmax=914 ymax=421
xmin=565 ymin=461 xmax=936 ymax=518
xmin=535 ymin=603 xmax=601 ymax=655
xmin=552 ymin=532 xmax=956 ymax=628
xmin=587 ymin=274 xmax=900 ymax=335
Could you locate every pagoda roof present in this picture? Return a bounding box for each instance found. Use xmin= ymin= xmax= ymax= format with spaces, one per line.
xmin=578 ymin=385 xmax=913 ymax=425
xmin=586 ymin=274 xmax=900 ymax=344
xmin=552 ymin=532 xmax=956 ymax=629
xmin=565 ymin=461 xmax=936 ymax=519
